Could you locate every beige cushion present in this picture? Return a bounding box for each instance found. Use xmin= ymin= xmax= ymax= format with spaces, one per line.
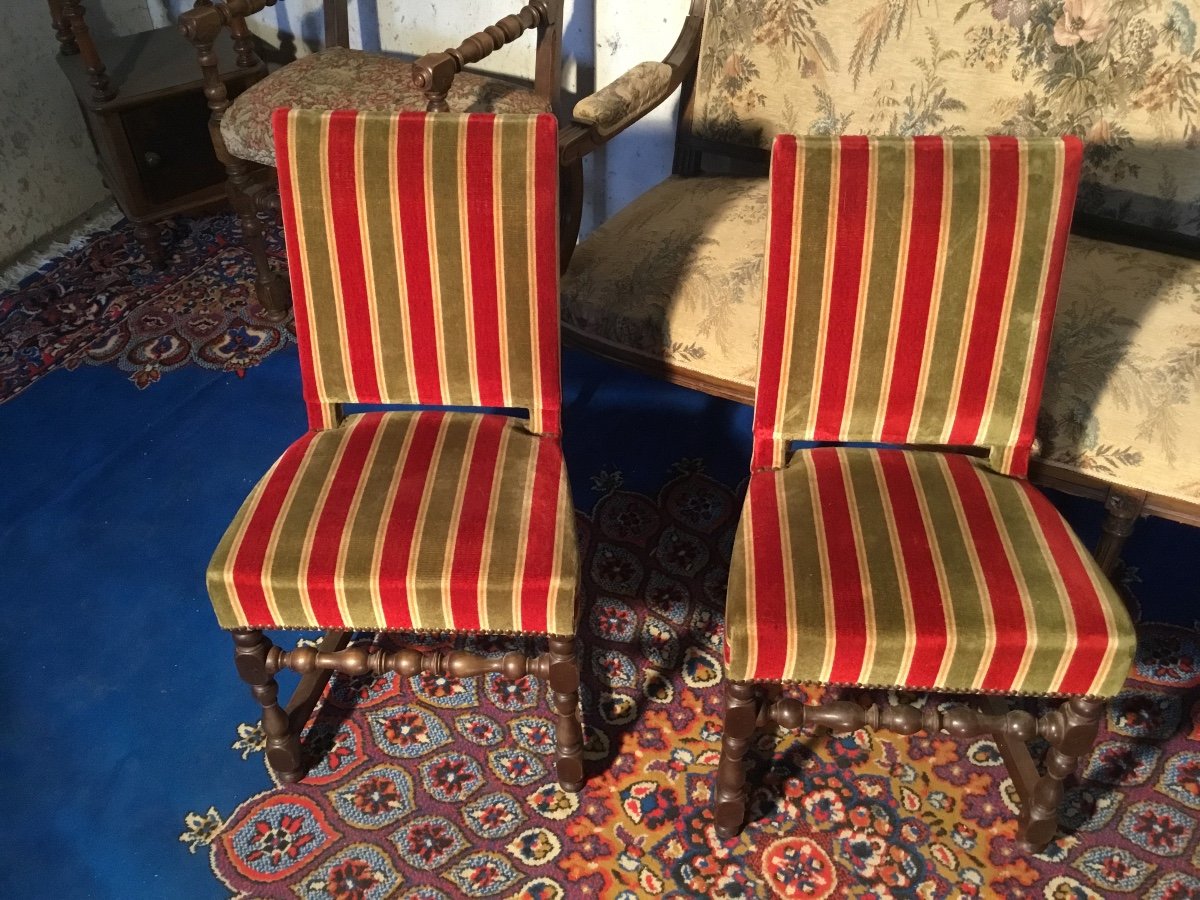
xmin=221 ymin=47 xmax=551 ymax=167
xmin=690 ymin=0 xmax=1200 ymax=237
xmin=562 ymin=175 xmax=1200 ymax=504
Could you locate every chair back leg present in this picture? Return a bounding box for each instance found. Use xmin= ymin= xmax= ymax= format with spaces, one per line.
xmin=231 ymin=629 xmax=305 ymax=782
xmin=1019 ymin=697 xmax=1105 ymax=851
xmin=714 ymin=681 xmax=759 ymax=838
xmin=547 ymin=636 xmax=585 ymax=791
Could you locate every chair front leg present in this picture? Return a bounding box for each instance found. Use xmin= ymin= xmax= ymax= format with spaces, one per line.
xmin=547 ymin=636 xmax=585 ymax=792
xmin=1019 ymin=697 xmax=1105 ymax=851
xmin=714 ymin=680 xmax=759 ymax=839
xmin=231 ymin=629 xmax=306 ymax=782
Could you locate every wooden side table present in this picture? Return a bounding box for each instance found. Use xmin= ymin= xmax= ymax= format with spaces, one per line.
xmin=48 ymin=1 xmax=266 ymax=263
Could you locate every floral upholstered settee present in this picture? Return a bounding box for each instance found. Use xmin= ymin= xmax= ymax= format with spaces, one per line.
xmin=561 ymin=0 xmax=1200 ymax=517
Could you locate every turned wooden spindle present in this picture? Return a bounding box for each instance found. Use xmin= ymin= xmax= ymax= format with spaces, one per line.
xmin=270 ymin=643 xmax=547 ymax=680
xmin=714 ymin=681 xmax=759 ymax=839
xmin=60 ymin=0 xmax=114 ymax=102
xmin=232 ymin=630 xmax=305 ymax=782
xmin=412 ymin=1 xmax=551 ymax=112
xmin=48 ymin=0 xmax=80 ymax=55
xmin=1095 ymin=488 xmax=1146 ymax=578
xmin=228 ymin=15 xmax=259 ymax=70
xmin=769 ymin=696 xmax=1039 ymax=743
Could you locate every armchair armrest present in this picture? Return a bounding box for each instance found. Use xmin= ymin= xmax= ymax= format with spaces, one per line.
xmin=559 ymin=0 xmax=704 ymax=164
xmin=412 ymin=0 xmax=560 ymax=112
xmin=572 ymin=61 xmax=674 ymax=137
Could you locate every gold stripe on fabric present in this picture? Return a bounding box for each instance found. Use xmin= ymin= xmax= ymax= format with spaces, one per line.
xmin=839 ymin=450 xmax=877 ymax=686
xmin=976 ymin=140 xmax=1028 ymax=457
xmin=921 ymin=455 xmax=987 ymax=690
xmin=994 ymin=140 xmax=1065 ymax=474
xmin=372 ymin=114 xmax=416 ymax=401
xmin=839 ymin=141 xmax=881 ymax=437
xmin=474 ymin=422 xmax=512 ymax=632
xmin=939 ymin=455 xmax=997 ymax=689
xmin=293 ymin=424 xmax=357 ymax=626
xmin=769 ymin=150 xmax=807 ymax=465
xmin=907 ymin=454 xmax=959 ymax=687
xmin=429 ymin=416 xmax=482 ymax=629
xmin=805 ymin=141 xmax=842 ymax=436
xmin=523 ymin=117 xmax=544 ymax=425
xmin=498 ymin=120 xmax=535 ymax=420
xmin=330 ymin=417 xmax=389 ymax=625
xmin=353 ymin=114 xmax=387 ymax=400
xmin=809 ymin=460 xmax=839 ymax=682
xmin=977 ymin=470 xmax=1038 ymax=691
xmin=318 ymin=113 xmax=357 ymax=402
xmin=492 ymin=122 xmax=512 ymax=412
xmin=939 ymin=139 xmax=991 ymax=443
xmin=456 ymin=120 xmax=482 ymax=405
xmin=776 ymin=472 xmax=800 ymax=679
xmin=213 ymin=465 xmax=276 ymax=627
xmin=367 ymin=415 xmax=422 ymax=627
xmin=866 ymin=139 xmax=916 ymax=439
xmin=423 ymin=117 xmax=451 ymax=401
xmin=405 ymin=416 xmax=454 ymax=630
xmin=260 ymin=442 xmax=330 ymax=628
xmin=868 ymin=452 xmax=917 ymax=686
xmin=737 ymin=497 xmax=758 ymax=678
xmin=908 ymin=142 xmax=958 ymax=440
xmin=508 ymin=432 xmax=539 ymax=629
xmin=1003 ymin=479 xmax=1074 ymax=693
xmin=432 ymin=117 xmax=473 ymax=404
xmin=290 ymin=112 xmax=345 ymax=404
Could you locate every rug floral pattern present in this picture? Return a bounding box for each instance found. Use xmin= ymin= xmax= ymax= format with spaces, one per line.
xmin=183 ymin=465 xmax=1200 ymax=898
xmin=0 ymin=214 xmax=293 ymax=401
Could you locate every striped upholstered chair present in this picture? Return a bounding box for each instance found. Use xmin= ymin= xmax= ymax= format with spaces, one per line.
xmin=714 ymin=135 xmax=1137 ymax=850
xmin=205 ymin=109 xmax=585 ymax=791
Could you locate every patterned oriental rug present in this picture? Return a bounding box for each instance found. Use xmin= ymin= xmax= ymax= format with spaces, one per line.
xmin=184 ymin=467 xmax=1200 ymax=899
xmin=0 ymin=213 xmax=292 ymax=401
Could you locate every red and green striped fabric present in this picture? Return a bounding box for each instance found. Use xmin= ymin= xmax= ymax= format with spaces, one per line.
xmin=725 ymin=448 xmax=1134 ymax=697
xmin=273 ymin=109 xmax=562 ymax=435
xmin=208 ymin=411 xmax=578 ymax=635
xmin=752 ymin=135 xmax=1082 ymax=477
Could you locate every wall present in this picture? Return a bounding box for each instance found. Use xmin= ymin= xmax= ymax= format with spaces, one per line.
xmin=0 ymin=0 xmax=156 ymax=265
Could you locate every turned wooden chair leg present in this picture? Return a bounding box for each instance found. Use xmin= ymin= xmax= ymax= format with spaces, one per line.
xmin=226 ymin=159 xmax=290 ymax=319
xmin=132 ymin=221 xmax=165 ymax=267
xmin=546 ymin=636 xmax=585 ymax=792
xmin=714 ymin=680 xmax=759 ymax=839
xmin=1019 ymin=697 xmax=1105 ymax=851
xmin=231 ymin=629 xmax=305 ymax=783
xmin=1094 ymin=488 xmax=1146 ymax=578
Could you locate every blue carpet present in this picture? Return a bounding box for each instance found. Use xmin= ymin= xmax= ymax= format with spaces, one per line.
xmin=0 ymin=347 xmax=1195 ymax=898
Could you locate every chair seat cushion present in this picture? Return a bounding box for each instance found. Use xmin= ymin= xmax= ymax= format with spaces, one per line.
xmin=724 ymin=447 xmax=1135 ymax=698
xmin=222 ymin=47 xmax=552 ymax=166
xmin=564 ymin=175 xmax=1200 ymax=504
xmin=207 ymin=411 xmax=578 ymax=636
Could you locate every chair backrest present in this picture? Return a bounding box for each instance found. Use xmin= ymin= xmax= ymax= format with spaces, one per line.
xmin=683 ymin=0 xmax=1200 ymax=238
xmin=751 ymin=134 xmax=1082 ymax=477
xmin=273 ymin=108 xmax=562 ymax=435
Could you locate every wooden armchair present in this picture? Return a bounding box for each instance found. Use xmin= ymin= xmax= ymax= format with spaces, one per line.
xmin=178 ymin=0 xmax=563 ymax=317
xmin=559 ymin=0 xmax=1200 ymax=575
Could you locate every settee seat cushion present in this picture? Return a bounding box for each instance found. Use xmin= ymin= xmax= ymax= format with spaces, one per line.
xmin=562 ymin=175 xmax=1200 ymax=504
xmin=222 ymin=47 xmax=551 ymax=167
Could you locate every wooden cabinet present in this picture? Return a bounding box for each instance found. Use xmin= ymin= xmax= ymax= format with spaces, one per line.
xmin=49 ymin=2 xmax=266 ymax=262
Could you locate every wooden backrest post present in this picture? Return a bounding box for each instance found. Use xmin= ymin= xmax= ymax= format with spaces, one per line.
xmin=47 ymin=0 xmax=80 ymax=56
xmin=323 ymin=0 xmax=350 ymax=50
xmin=59 ymin=1 xmax=115 ymax=102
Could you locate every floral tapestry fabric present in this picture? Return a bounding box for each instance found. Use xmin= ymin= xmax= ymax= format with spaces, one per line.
xmin=691 ymin=0 xmax=1200 ymax=236
xmin=562 ymin=177 xmax=1200 ymax=503
xmin=573 ymin=61 xmax=675 ymax=135
xmin=1039 ymin=237 xmax=1200 ymax=504
xmin=221 ymin=47 xmax=551 ymax=167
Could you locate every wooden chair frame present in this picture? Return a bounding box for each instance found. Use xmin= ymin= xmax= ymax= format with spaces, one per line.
xmin=555 ymin=0 xmax=1200 ymax=576
xmin=714 ymin=684 xmax=1104 ymax=850
xmin=234 ymin=628 xmax=584 ymax=790
xmin=178 ymin=0 xmax=564 ymax=317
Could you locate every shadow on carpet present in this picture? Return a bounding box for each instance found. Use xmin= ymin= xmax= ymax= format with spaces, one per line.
xmin=184 ymin=465 xmax=1200 ymax=899
xmin=0 ymin=214 xmax=292 ymax=401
